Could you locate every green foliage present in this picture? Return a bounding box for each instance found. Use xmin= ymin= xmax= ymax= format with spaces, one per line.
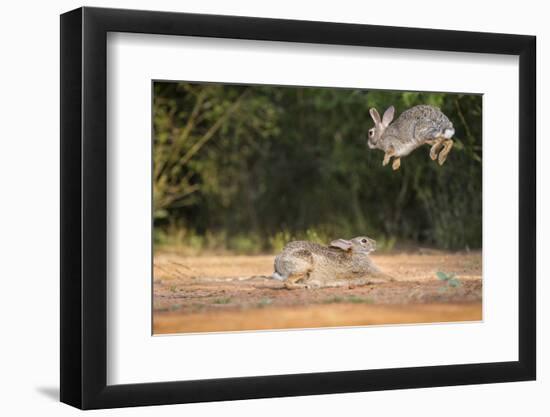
xmin=322 ymin=295 xmax=374 ymax=304
xmin=268 ymin=230 xmax=293 ymax=253
xmin=212 ymin=297 xmax=232 ymax=305
xmin=227 ymin=235 xmax=263 ymax=255
xmin=346 ymin=295 xmax=375 ymax=304
xmin=436 ymin=271 xmax=462 ymax=289
xmin=257 ymin=298 xmax=274 ymax=308
xmin=153 ymin=82 xmax=482 ymax=253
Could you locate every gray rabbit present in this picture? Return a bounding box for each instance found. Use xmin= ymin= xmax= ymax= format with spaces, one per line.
xmin=367 ymin=104 xmax=455 ymax=170
xmin=272 ymin=236 xmax=392 ymax=289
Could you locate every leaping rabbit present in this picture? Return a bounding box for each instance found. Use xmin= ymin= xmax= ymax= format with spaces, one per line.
xmin=367 ymin=104 xmax=455 ymax=170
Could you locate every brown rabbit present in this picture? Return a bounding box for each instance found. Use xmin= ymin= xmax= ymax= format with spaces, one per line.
xmin=272 ymin=236 xmax=392 ymax=289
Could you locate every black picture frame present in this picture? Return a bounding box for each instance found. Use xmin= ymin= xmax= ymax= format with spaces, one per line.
xmin=60 ymin=6 xmax=536 ymax=410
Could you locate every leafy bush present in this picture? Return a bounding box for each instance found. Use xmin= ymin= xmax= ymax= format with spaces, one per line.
xmin=153 ymin=83 xmax=482 ymax=252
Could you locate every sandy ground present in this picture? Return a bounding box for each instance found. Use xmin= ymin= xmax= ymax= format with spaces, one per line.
xmin=153 ymin=251 xmax=482 ymax=334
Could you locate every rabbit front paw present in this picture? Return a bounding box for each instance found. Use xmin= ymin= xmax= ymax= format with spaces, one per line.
xmin=382 ymin=148 xmax=395 ymax=166
xmin=392 ymin=158 xmax=401 ymax=170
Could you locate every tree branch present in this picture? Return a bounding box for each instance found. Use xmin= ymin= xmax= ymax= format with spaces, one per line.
xmin=178 ymin=88 xmax=250 ymax=167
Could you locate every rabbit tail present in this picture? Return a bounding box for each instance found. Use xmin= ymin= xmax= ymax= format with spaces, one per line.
xmin=271 ymin=271 xmax=287 ymax=281
xmin=272 ymin=253 xmax=289 ymax=280
xmin=443 ymin=127 xmax=455 ymax=139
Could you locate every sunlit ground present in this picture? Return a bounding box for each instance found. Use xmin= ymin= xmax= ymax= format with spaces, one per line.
xmin=152 ymin=250 xmax=482 ymax=334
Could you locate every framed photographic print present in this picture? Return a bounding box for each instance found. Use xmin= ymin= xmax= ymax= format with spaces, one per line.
xmin=60 ymin=6 xmax=536 ymax=409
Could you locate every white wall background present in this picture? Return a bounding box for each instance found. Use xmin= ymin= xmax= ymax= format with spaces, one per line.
xmin=0 ymin=0 xmax=545 ymax=415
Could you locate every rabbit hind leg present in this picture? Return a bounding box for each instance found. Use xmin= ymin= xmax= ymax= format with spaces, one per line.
xmin=429 ymin=139 xmax=445 ymax=160
xmin=438 ymin=139 xmax=454 ymax=165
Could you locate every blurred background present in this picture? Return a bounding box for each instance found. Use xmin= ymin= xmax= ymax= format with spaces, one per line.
xmin=153 ymin=82 xmax=482 ymax=254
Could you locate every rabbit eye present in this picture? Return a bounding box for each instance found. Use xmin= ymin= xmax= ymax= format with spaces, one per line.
xmin=368 ymin=129 xmax=375 ymax=137
xmin=361 ymin=239 xmax=367 ymax=243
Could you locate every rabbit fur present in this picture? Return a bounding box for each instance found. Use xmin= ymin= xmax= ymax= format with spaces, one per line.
xmin=272 ymin=236 xmax=392 ymax=289
xmin=367 ymin=104 xmax=455 ymax=170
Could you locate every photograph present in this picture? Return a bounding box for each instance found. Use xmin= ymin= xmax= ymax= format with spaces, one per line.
xmin=152 ymin=81 xmax=483 ymax=334
xmin=0 ymin=0 xmax=542 ymax=412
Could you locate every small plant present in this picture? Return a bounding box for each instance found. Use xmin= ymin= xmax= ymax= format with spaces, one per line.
xmin=345 ymin=295 xmax=374 ymax=304
xmin=257 ymin=298 xmax=273 ymax=308
xmin=268 ymin=230 xmax=293 ymax=253
xmin=305 ymin=229 xmax=325 ymax=244
xmin=375 ymin=236 xmax=397 ymax=251
xmin=322 ymin=295 xmax=374 ymax=304
xmin=212 ymin=297 xmax=232 ymax=305
xmin=322 ymin=296 xmax=344 ymax=304
xmin=436 ymin=271 xmax=461 ymax=291
xmin=227 ymin=235 xmax=262 ymax=255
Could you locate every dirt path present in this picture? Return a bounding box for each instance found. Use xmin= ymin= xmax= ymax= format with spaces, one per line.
xmin=153 ymin=251 xmax=482 ymax=334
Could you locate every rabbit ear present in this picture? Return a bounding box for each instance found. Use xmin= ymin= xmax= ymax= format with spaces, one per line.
xmin=369 ymin=108 xmax=381 ymax=126
xmin=382 ymin=106 xmax=395 ymax=126
xmin=330 ymin=239 xmax=352 ymax=251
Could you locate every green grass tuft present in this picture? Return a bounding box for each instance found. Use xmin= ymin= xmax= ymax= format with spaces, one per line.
xmin=212 ymin=297 xmax=232 ymax=305
xmin=436 ymin=271 xmax=462 ymax=289
xmin=256 ymin=298 xmax=273 ymax=308
xmin=322 ymin=295 xmax=374 ymax=304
